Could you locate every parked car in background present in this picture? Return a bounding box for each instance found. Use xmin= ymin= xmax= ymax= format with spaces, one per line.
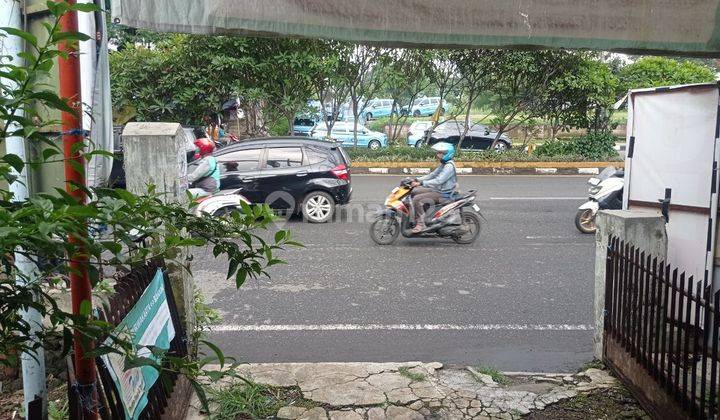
xmin=425 ymin=121 xmax=512 ymax=151
xmin=406 ymin=121 xmax=434 ymax=147
xmin=310 ymin=121 xmax=388 ymax=150
xmin=188 ymin=137 xmax=352 ymax=223
xmin=293 ymin=116 xmax=320 ymax=136
xmin=401 ymin=97 xmax=451 ymax=117
xmin=364 ymin=98 xmax=395 ymax=120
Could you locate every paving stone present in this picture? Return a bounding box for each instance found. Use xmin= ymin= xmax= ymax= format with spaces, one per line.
xmin=299 ymin=372 xmax=360 ymax=392
xmin=305 ymin=379 xmax=386 ymax=406
xmin=385 ymin=406 xmax=424 ymax=420
xmin=277 ymin=406 xmax=308 ymax=419
xmin=299 ymin=407 xmax=328 ymax=420
xmin=367 ymin=407 xmax=386 ymax=420
xmin=470 ymin=399 xmax=483 ymax=408
xmin=366 ymin=372 xmax=412 ymax=391
xmin=411 ymin=383 xmax=444 ymax=400
xmin=457 ymin=389 xmax=477 ymax=399
xmin=456 ymin=398 xmax=471 ymax=408
xmin=387 ymin=387 xmax=419 ymax=404
xmin=328 ymin=410 xmax=363 ymax=420
xmin=429 ymin=400 xmax=442 ymax=408
xmin=409 ymin=400 xmax=425 ymax=410
xmin=468 ymin=407 xmax=483 ymax=417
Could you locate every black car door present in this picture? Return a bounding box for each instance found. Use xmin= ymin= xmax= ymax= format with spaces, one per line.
xmin=257 ymin=146 xmax=306 ymax=210
xmin=215 ymin=147 xmax=265 ymax=202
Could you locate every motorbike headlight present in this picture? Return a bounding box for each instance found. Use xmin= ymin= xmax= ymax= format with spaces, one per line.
xmin=589 ymin=186 xmax=602 ymax=195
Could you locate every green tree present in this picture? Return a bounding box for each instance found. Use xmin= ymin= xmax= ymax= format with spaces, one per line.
xmin=375 ymin=49 xmax=434 ymax=144
xmin=543 ymin=54 xmax=619 ymax=137
xmin=618 ymin=56 xmax=716 ymax=93
xmin=2 ymin=4 xmax=297 ymax=410
xmin=484 ymin=50 xmax=582 ymax=146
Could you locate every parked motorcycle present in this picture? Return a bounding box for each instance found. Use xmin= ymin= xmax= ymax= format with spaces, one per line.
xmin=575 ymin=166 xmax=624 ymax=234
xmin=193 ymin=188 xmax=250 ymax=217
xmin=370 ymin=178 xmax=483 ymax=245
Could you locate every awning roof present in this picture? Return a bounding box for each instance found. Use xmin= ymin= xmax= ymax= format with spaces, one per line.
xmin=112 ymin=0 xmax=720 ymax=57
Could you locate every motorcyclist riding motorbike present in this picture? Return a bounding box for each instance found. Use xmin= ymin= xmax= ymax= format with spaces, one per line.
xmin=188 ymin=137 xmax=221 ymax=198
xmin=410 ymin=142 xmax=457 ymax=233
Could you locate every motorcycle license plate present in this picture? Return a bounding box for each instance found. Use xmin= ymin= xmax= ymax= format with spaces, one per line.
xmin=472 ymin=204 xmax=480 ymax=212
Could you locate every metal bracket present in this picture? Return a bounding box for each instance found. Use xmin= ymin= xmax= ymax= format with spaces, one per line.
xmin=627 ymin=136 xmax=635 ymax=158
xmin=658 ymin=188 xmax=671 ymax=223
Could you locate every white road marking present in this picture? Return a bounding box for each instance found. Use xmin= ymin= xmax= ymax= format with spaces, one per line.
xmin=213 ymin=323 xmax=593 ymax=332
xmin=525 ymin=235 xmax=573 ymax=239
xmin=489 ymin=197 xmax=584 ymax=200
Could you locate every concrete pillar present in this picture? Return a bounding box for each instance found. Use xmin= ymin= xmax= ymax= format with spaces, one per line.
xmin=594 ymin=210 xmax=667 ymax=359
xmin=121 ymin=122 xmax=195 ymax=337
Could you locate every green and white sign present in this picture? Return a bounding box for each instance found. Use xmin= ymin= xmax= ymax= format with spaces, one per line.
xmin=101 ymin=269 xmax=175 ymax=420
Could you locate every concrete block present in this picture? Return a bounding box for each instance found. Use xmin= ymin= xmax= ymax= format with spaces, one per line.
xmin=593 ymin=210 xmax=667 ymax=358
xmin=456 ymin=167 xmax=473 ymax=174
xmin=535 ymin=168 xmax=558 ymax=174
xmin=368 ymin=167 xmax=389 ymax=174
xmin=578 ymin=168 xmax=600 ymax=175
xmin=409 ymin=168 xmax=431 ymax=174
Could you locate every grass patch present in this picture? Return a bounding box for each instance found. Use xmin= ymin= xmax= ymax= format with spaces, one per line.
xmin=474 ymin=364 xmax=509 ymax=385
xmin=209 ymin=381 xmax=315 ymax=419
xmin=473 ymin=365 xmax=508 ymax=385
xmin=398 ymin=366 xmax=426 ymax=382
xmin=577 ymin=359 xmax=605 ymax=373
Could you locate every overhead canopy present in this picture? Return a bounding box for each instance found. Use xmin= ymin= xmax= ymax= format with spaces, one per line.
xmin=112 ymin=0 xmax=720 ymax=57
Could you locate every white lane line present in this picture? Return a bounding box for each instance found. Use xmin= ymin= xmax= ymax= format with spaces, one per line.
xmin=213 ymin=324 xmax=593 ymax=332
xmin=525 ymin=235 xmax=573 ymax=239
xmin=489 ymin=197 xmax=585 ymax=200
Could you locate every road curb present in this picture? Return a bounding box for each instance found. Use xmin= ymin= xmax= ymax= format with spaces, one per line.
xmin=351 ymin=161 xmax=622 ymax=175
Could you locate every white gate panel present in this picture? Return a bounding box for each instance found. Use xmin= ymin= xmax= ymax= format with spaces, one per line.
xmin=624 ymin=84 xmax=719 ymax=288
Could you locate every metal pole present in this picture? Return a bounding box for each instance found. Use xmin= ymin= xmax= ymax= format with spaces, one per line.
xmin=58 ymin=1 xmax=97 ymax=418
xmin=1 ymin=0 xmax=48 ymax=417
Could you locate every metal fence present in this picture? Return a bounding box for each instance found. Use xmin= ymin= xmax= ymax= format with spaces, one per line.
xmin=68 ymin=259 xmax=192 ymax=419
xmin=604 ymin=236 xmax=720 ymax=419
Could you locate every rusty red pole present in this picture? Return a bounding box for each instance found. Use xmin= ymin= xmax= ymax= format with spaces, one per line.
xmin=58 ymin=1 xmax=97 ymax=418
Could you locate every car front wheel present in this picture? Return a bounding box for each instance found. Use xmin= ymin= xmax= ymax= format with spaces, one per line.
xmin=302 ymin=191 xmax=335 ymax=223
xmin=368 ymin=140 xmax=382 ymax=150
xmin=412 ymin=110 xmax=421 ymax=117
xmin=365 ymin=112 xmax=373 ymax=121
xmin=415 ymin=139 xmax=425 ymax=148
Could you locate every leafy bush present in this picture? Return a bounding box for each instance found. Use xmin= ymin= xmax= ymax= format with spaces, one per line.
xmin=534 ymin=132 xmax=618 ymax=160
xmin=345 ymin=146 xmax=599 ymax=162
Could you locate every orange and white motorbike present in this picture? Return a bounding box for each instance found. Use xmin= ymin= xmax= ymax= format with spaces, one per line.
xmin=369 ymin=178 xmax=483 ymax=245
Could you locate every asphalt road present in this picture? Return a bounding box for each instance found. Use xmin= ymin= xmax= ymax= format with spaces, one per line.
xmin=194 ymin=175 xmax=596 ymax=373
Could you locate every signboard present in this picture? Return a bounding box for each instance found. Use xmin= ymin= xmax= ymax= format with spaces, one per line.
xmin=624 ymin=84 xmax=720 ymax=290
xmin=101 ymin=269 xmax=176 ymax=419
xmin=112 ymin=0 xmax=720 ymax=56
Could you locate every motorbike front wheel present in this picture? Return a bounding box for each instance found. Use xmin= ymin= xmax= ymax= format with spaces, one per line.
xmin=452 ymin=212 xmax=482 ymax=244
xmin=370 ymin=215 xmax=400 ymax=245
xmin=575 ymin=208 xmax=597 ymax=234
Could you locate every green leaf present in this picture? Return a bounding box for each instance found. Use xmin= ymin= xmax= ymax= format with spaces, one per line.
xmin=52 ymin=31 xmax=92 ymax=43
xmin=101 ymin=241 xmax=122 ymax=254
xmin=274 ymin=230 xmax=287 ymax=243
xmin=79 ymin=300 xmax=92 ymax=316
xmin=69 ymin=3 xmax=100 ymax=12
xmin=2 ymin=153 xmax=24 ymax=173
xmin=199 ymin=339 xmax=225 ymax=366
xmin=29 ymin=91 xmax=74 ymax=114
xmin=0 ymin=27 xmax=38 ymax=48
xmin=42 ymin=147 xmax=61 ymax=161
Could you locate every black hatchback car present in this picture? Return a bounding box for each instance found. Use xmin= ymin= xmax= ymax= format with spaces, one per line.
xmin=194 ymin=137 xmax=352 ymax=223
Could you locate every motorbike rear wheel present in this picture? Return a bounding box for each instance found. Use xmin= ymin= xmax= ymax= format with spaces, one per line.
xmin=575 ymin=209 xmax=597 ymax=234
xmin=370 ymin=215 xmax=400 ymax=245
xmin=452 ymin=212 xmax=482 ymax=244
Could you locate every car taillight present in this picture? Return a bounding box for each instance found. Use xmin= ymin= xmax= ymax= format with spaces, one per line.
xmin=331 ymin=164 xmax=349 ymax=180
